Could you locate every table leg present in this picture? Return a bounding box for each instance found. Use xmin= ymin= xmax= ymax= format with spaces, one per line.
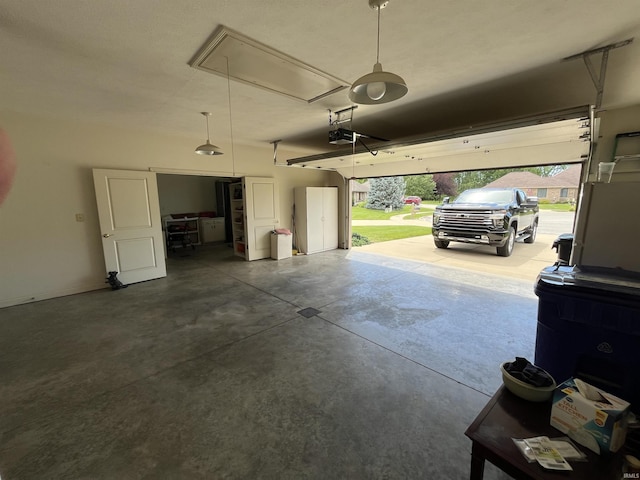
xmin=470 ymin=442 xmax=485 ymax=480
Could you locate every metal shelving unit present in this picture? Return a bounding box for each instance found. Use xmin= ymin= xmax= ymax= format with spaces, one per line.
xmin=164 ymin=216 xmax=200 ymax=252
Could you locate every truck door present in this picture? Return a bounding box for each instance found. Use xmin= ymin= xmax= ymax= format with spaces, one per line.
xmin=516 ymin=190 xmax=533 ymax=233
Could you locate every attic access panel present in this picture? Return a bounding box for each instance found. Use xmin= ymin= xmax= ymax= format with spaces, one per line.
xmin=286 ymin=107 xmax=592 ymax=177
xmin=190 ymin=26 xmax=349 ymax=103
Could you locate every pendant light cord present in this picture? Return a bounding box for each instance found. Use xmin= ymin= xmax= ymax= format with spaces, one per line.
xmin=226 ymin=56 xmax=236 ymax=177
xmin=376 ymin=6 xmax=381 ymax=64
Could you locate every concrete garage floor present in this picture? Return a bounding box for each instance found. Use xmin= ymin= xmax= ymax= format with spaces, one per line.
xmin=0 ymin=244 xmax=544 ymax=479
xmin=358 ymin=233 xmax=560 ymax=285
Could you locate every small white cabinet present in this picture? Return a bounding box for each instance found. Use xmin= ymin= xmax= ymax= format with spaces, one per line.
xmin=199 ymin=217 xmax=226 ymax=243
xmin=294 ymin=187 xmax=338 ymax=254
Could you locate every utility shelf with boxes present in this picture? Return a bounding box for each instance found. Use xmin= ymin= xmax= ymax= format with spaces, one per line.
xmin=163 ymin=214 xmax=200 ymax=252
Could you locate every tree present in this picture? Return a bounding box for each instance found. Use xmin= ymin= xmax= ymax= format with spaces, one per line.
xmin=533 ymin=165 xmax=568 ymax=177
xmin=366 ymin=177 xmax=405 ymax=210
xmin=433 ymin=173 xmax=457 ymax=197
xmin=405 ymin=175 xmax=437 ymax=200
xmin=455 ymin=170 xmax=505 ymax=192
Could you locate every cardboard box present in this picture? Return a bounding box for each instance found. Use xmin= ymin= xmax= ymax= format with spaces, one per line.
xmin=550 ymin=378 xmax=630 ymax=454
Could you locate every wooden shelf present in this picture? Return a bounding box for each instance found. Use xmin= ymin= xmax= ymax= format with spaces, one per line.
xmin=230 ymin=182 xmax=246 ymax=259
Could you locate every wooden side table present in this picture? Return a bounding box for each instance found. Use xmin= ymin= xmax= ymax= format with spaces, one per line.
xmin=464 ymin=386 xmax=623 ymax=479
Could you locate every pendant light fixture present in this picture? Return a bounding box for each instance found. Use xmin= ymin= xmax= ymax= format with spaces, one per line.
xmin=349 ymin=0 xmax=407 ymax=105
xmin=195 ymin=112 xmax=223 ymax=155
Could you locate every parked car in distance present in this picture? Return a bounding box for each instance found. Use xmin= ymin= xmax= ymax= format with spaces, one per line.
xmin=404 ymin=196 xmax=422 ymax=205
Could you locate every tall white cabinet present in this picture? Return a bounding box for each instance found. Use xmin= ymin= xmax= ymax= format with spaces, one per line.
xmin=294 ymin=187 xmax=338 ymax=254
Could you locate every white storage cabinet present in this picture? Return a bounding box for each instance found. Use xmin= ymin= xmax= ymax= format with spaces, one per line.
xmin=294 ymin=187 xmax=338 ymax=254
xmin=199 ymin=217 xmax=226 ymax=243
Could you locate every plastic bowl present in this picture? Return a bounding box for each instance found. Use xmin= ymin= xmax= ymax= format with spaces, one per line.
xmin=500 ymin=362 xmax=556 ymax=402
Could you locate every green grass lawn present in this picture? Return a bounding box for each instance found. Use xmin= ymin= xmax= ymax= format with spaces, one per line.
xmin=538 ymin=203 xmax=576 ymax=212
xmin=351 ymin=204 xmax=413 ymax=220
xmin=349 ymin=199 xmax=574 ymax=245
xmin=353 ymin=202 xmax=574 ymax=218
xmin=352 ymin=226 xmax=432 ymax=244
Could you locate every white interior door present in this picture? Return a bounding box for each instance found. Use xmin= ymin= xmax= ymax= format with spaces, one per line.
xmin=93 ymin=169 xmax=166 ymax=284
xmin=244 ymin=177 xmax=279 ymax=261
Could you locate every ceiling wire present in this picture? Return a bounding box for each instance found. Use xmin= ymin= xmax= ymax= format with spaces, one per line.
xmin=375 ymin=4 xmax=381 ymax=65
xmin=226 ymin=56 xmax=236 ymax=177
xmin=358 ymin=138 xmax=378 ymax=156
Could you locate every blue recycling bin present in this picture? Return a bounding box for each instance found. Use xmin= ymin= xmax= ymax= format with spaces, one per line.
xmin=534 ymin=266 xmax=640 ymax=409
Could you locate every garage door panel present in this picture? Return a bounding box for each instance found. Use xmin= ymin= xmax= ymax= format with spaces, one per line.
xmin=286 ymin=107 xmax=591 ymax=176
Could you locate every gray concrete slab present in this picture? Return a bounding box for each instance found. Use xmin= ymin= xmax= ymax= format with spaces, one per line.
xmin=0 ymin=245 xmax=523 ymax=479
xmin=355 ymin=233 xmax=558 ymax=285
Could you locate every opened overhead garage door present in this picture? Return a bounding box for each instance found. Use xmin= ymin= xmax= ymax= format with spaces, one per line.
xmin=286 ymin=106 xmax=592 ymax=178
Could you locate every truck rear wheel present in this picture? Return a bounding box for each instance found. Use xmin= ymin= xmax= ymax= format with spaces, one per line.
xmin=434 ymin=239 xmax=449 ymax=249
xmin=496 ymin=226 xmax=515 ymax=257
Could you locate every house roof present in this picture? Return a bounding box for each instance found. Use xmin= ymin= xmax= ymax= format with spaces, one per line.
xmin=551 ymin=164 xmax=583 ymax=186
xmin=351 ymin=181 xmax=370 ymax=193
xmin=484 ymin=172 xmax=553 ymax=189
xmin=484 ymin=165 xmax=582 ymax=189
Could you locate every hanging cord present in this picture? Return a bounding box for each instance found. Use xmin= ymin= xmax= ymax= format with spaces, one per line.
xmin=225 ymin=56 xmax=236 ymax=177
xmin=375 ymin=5 xmax=381 ymax=64
xmin=358 ymin=138 xmax=378 ymax=156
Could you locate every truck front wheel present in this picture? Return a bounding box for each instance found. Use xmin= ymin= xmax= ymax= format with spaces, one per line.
xmin=434 ymin=239 xmax=449 ymax=249
xmin=496 ymin=226 xmax=515 ymax=257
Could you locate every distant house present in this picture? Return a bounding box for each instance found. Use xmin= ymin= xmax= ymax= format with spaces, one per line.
xmin=351 ymin=180 xmax=370 ymax=205
xmin=483 ymin=165 xmax=581 ymax=203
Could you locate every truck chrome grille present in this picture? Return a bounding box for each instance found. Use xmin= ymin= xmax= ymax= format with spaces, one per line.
xmin=438 ymin=210 xmax=493 ymax=230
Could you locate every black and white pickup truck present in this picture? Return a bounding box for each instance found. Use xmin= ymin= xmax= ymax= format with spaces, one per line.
xmin=431 ymin=188 xmax=539 ymax=257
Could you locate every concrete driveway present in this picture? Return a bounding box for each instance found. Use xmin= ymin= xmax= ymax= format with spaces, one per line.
xmin=353 ymin=209 xmax=575 ymax=284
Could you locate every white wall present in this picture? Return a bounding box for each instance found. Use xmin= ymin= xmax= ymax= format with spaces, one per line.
xmin=0 ymin=112 xmax=334 ymax=308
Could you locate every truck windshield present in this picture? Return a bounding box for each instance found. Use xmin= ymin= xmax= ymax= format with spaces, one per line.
xmin=454 ymin=189 xmax=513 ymax=204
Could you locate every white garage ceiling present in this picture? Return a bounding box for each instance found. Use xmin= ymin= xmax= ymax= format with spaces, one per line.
xmin=1 ymin=1 xmax=639 ymax=163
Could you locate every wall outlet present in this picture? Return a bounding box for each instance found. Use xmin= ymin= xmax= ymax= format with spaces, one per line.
xmin=75 ymin=213 xmax=85 ymax=222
